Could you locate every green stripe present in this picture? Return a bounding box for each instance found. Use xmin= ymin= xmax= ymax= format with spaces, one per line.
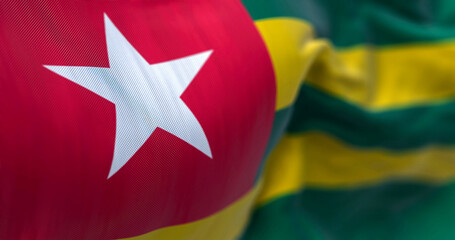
xmin=254 ymin=107 xmax=294 ymax=182
xmin=243 ymin=0 xmax=455 ymax=47
xmin=287 ymin=84 xmax=455 ymax=150
xmin=242 ymin=181 xmax=455 ymax=240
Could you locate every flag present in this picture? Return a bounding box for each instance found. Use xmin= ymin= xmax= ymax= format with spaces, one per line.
xmin=3 ymin=0 xmax=455 ymax=239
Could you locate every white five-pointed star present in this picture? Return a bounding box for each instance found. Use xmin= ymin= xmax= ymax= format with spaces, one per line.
xmin=44 ymin=14 xmax=213 ymax=178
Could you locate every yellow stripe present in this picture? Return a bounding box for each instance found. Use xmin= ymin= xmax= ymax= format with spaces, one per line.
xmin=255 ymin=18 xmax=318 ymax=110
xmin=256 ymin=133 xmax=455 ymax=206
xmin=307 ymin=42 xmax=455 ymax=109
xmin=254 ymin=134 xmax=305 ymax=207
xmin=118 ymin=183 xmax=261 ymax=240
xmin=256 ymin=18 xmax=455 ymax=110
